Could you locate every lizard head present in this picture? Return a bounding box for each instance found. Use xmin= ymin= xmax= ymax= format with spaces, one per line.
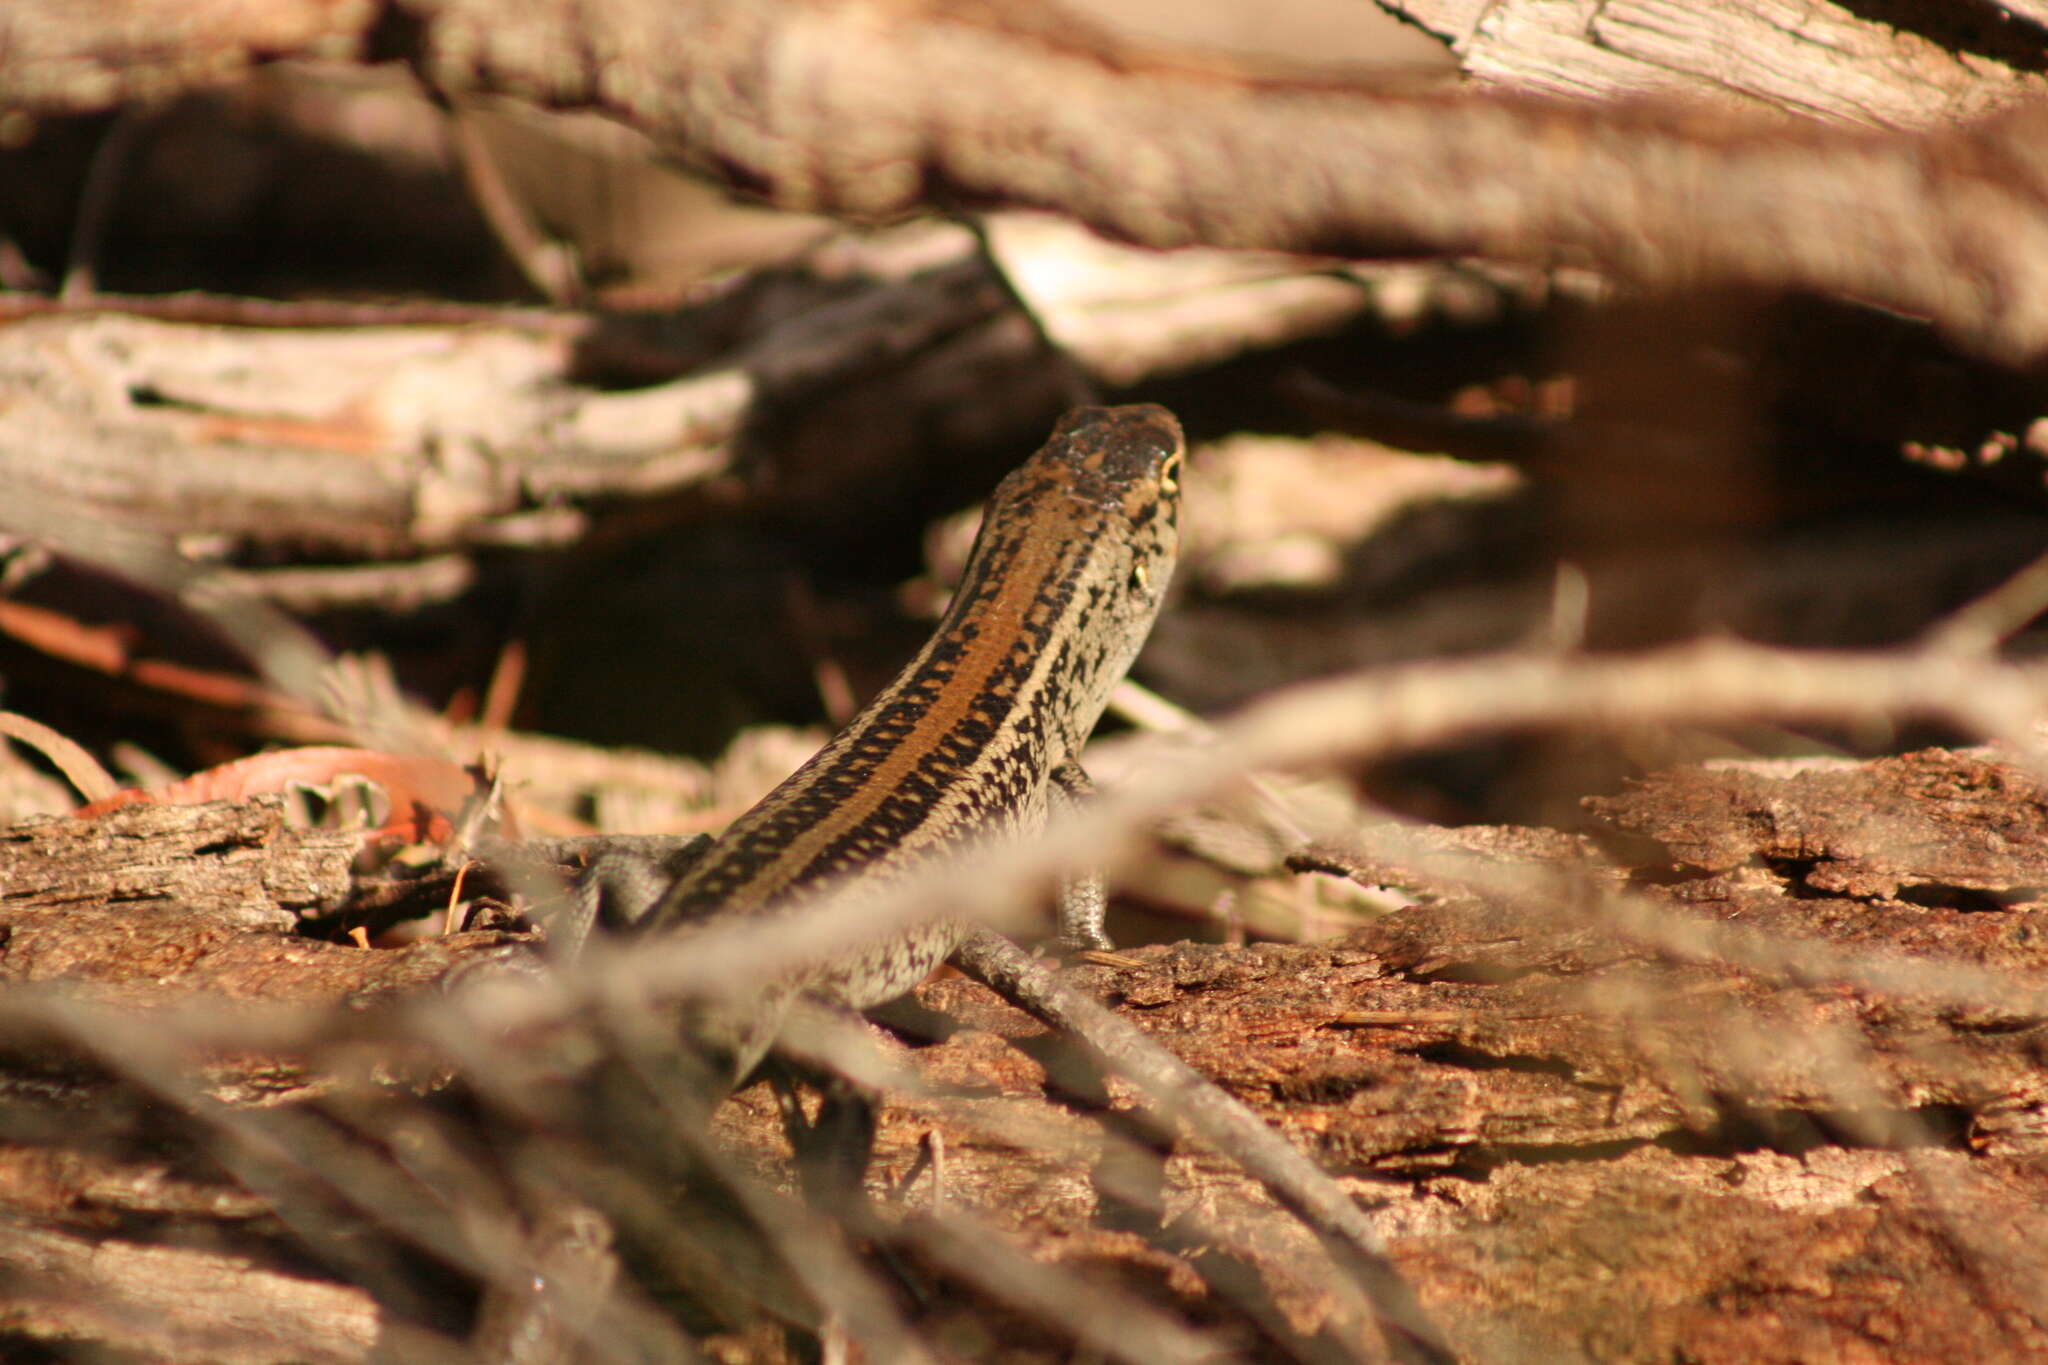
xmin=1040 ymin=403 xmax=1185 ymax=527
xmin=946 ymin=403 xmax=1185 ymax=759
xmin=1007 ymin=402 xmax=1184 ymax=620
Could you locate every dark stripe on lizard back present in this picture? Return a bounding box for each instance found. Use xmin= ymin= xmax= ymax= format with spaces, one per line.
xmin=640 ymin=405 xmax=1185 ymax=1005
xmin=653 ymin=512 xmax=1092 ymax=918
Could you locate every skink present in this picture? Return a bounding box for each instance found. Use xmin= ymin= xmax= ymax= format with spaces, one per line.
xmin=516 ymin=401 xmax=1444 ymax=1360
xmin=641 ymin=403 xmax=1185 ymax=1075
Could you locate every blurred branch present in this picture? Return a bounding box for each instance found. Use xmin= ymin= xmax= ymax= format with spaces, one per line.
xmin=0 ymin=1219 xmax=379 ymax=1364
xmin=0 ymin=709 xmax=118 ymax=801
xmin=8 ymin=2 xmax=2048 ymax=359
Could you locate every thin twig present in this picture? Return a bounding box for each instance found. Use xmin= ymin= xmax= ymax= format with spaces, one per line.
xmin=1921 ymin=546 xmax=2048 ymax=655
xmin=0 ymin=709 xmax=118 ymax=802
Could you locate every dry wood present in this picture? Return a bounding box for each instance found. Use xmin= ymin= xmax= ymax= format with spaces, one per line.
xmin=0 ymin=226 xmax=1422 ymax=587
xmin=8 ymin=1 xmax=2048 ymax=358
xmin=1 ymin=720 xmax=2046 ymax=1358
xmin=0 ymin=798 xmax=530 ymax=1020
xmin=0 ymin=1219 xmax=378 ymax=1365
xmin=0 ymin=797 xmax=358 ymax=933
xmin=1410 ymin=0 xmax=2045 ymax=123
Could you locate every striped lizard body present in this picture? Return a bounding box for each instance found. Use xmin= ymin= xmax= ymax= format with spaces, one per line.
xmin=643 ymin=403 xmax=1184 ymax=1075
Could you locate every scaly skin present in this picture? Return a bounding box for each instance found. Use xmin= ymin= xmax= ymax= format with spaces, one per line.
xmin=644 ymin=403 xmax=1185 ymax=1075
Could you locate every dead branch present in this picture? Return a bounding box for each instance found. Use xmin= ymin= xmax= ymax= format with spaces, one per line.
xmin=9 ymin=2 xmax=2048 ymax=359
xmin=0 ymin=797 xmax=359 ymax=933
xmin=0 ymin=1221 xmax=377 ymax=1365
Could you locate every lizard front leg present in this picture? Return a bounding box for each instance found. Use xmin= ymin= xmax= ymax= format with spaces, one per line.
xmin=1049 ymin=758 xmax=1115 ymax=952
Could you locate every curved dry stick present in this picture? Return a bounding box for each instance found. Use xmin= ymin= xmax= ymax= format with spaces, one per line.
xmin=0 ymin=709 xmax=118 ymax=802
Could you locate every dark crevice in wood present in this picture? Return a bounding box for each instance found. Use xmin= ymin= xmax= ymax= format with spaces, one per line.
xmin=1400 ymin=957 xmax=1555 ymax=986
xmin=1829 ymin=0 xmax=2048 ymax=72
xmin=1410 ymin=1041 xmax=1594 ymax=1084
xmin=1429 ymin=1136 xmax=1656 ymax=1179
xmin=1894 ymin=883 xmax=2038 ymax=913
xmin=1762 ymin=855 xmax=1831 ymax=899
xmin=1665 ymin=1104 xmax=1977 ymax=1158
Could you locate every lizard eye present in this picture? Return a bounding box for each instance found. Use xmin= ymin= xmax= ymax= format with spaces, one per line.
xmin=1159 ymin=451 xmax=1182 ymax=495
xmin=1130 ymin=560 xmax=1151 ymax=597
